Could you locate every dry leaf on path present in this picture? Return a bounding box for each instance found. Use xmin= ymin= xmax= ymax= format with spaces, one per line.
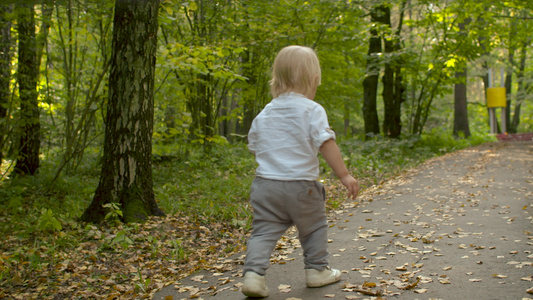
xmin=439 ymin=278 xmax=451 ymax=284
xmin=396 ymin=263 xmax=408 ymax=271
xmin=278 ymin=284 xmax=291 ymax=293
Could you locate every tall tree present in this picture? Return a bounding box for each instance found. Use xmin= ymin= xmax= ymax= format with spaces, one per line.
xmin=511 ymin=35 xmax=531 ymax=132
xmin=453 ymin=20 xmax=471 ymax=138
xmin=15 ymin=3 xmax=40 ymax=175
xmin=382 ymin=1 xmax=406 ymax=138
xmin=503 ymin=15 xmax=516 ymax=133
xmin=0 ymin=5 xmax=13 ymax=167
xmin=81 ymin=0 xmax=164 ymax=223
xmin=362 ymin=5 xmax=386 ymax=138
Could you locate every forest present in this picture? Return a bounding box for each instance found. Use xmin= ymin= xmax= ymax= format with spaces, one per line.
xmin=0 ymin=0 xmax=532 ymax=298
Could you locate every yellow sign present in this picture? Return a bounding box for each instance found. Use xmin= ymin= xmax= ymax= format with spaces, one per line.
xmin=486 ymin=87 xmax=506 ymax=108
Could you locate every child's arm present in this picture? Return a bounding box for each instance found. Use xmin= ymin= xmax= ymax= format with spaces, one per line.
xmin=319 ymin=139 xmax=360 ymax=200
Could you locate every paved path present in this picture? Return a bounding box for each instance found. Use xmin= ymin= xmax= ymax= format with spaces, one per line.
xmin=154 ymin=141 xmax=533 ymax=300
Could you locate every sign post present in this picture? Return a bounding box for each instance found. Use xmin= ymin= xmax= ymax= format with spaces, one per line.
xmin=486 ymin=87 xmax=506 ymax=134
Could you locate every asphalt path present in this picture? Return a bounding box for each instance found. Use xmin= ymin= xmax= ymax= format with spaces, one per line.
xmin=154 ymin=141 xmax=533 ymax=300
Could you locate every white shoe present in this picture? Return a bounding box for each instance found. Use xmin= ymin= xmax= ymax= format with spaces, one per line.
xmin=305 ymin=267 xmax=341 ymax=288
xmin=242 ymin=271 xmax=269 ymax=297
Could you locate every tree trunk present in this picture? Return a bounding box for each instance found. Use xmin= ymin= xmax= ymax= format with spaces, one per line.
xmin=476 ymin=5 xmax=491 ymax=131
xmin=504 ymin=17 xmax=517 ymax=133
xmin=362 ymin=5 xmax=386 ymax=138
xmin=511 ymin=36 xmax=530 ymax=132
xmin=504 ymin=51 xmax=514 ymax=133
xmin=453 ymin=21 xmax=470 ymax=138
xmin=453 ymin=66 xmax=470 ymax=138
xmin=381 ymin=4 xmax=395 ymax=138
xmin=0 ymin=5 xmax=13 ymax=167
xmin=382 ymin=2 xmax=405 ymax=139
xmin=81 ymin=0 xmax=164 ymax=224
xmin=15 ymin=3 xmax=40 ymax=176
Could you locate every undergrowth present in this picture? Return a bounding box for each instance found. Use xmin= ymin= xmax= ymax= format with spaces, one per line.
xmin=0 ymin=131 xmax=495 ymax=239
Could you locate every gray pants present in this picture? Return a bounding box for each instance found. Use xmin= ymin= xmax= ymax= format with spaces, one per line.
xmin=243 ymin=177 xmax=329 ymax=276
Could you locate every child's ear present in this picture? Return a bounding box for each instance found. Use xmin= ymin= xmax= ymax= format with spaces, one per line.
xmin=314 ymin=74 xmax=321 ymax=86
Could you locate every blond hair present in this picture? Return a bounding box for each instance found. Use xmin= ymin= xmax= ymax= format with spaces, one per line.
xmin=270 ymin=45 xmax=321 ymax=98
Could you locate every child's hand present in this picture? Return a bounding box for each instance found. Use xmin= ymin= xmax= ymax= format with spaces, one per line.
xmin=340 ymin=175 xmax=360 ymax=200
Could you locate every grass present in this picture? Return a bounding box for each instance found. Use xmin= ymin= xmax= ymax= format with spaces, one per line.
xmin=152 ymin=143 xmax=255 ymax=226
xmin=0 ymin=131 xmax=496 ymax=298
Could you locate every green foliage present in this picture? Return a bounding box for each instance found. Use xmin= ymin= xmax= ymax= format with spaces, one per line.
xmin=111 ymin=229 xmax=134 ymax=250
xmin=168 ymin=239 xmax=187 ymax=262
xmin=37 ymin=208 xmax=62 ymax=232
xmin=153 ymin=143 xmax=255 ymax=225
xmin=134 ymin=268 xmax=151 ymax=293
xmin=103 ymin=202 xmax=123 ymax=226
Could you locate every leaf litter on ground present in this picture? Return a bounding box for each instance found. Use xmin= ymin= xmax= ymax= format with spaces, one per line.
xmin=0 ymin=212 xmax=248 ymax=299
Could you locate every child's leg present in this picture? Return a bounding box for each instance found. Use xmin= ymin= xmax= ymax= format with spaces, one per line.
xmin=243 ymin=178 xmax=292 ymax=276
xmin=244 ymin=218 xmax=290 ymax=275
xmin=290 ymin=181 xmax=329 ymax=270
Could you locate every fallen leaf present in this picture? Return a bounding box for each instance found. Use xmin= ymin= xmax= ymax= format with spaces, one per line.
xmin=278 ymin=284 xmax=291 ymax=293
xmin=439 ymin=278 xmax=451 ymax=284
xmin=354 ymin=287 xmax=382 ymax=296
xmin=402 ymin=277 xmax=420 ymax=290
xmin=396 ymin=263 xmax=408 ymax=271
xmin=414 ymin=288 xmax=428 ymax=294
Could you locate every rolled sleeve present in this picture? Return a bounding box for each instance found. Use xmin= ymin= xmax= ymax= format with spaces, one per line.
xmin=309 ymin=106 xmax=336 ymax=150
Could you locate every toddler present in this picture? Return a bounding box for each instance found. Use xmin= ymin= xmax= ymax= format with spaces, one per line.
xmin=242 ymin=45 xmax=360 ymax=298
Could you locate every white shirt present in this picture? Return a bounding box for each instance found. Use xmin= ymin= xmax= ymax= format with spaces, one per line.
xmin=248 ymin=92 xmax=336 ymax=181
